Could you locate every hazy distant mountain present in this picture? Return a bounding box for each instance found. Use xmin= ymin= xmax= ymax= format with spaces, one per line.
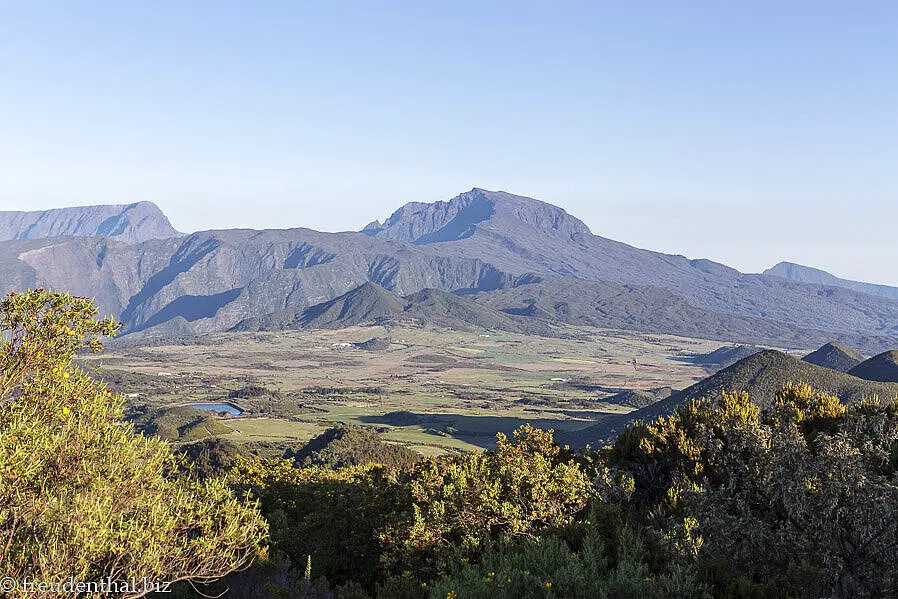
xmin=568 ymin=350 xmax=898 ymax=446
xmin=1 ymin=189 xmax=898 ymax=351
xmin=364 ymin=189 xmax=898 ymax=343
xmin=0 ymin=202 xmax=180 ymax=244
xmin=689 ymin=345 xmax=763 ymax=369
xmin=848 ymin=351 xmax=898 ymax=383
xmin=802 ymin=342 xmax=864 ymax=372
xmin=765 ymin=262 xmax=898 ymax=302
xmin=468 ymin=275 xmax=893 ymax=354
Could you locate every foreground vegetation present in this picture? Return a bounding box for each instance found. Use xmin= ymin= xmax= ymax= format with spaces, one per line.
xmin=179 ymin=383 xmax=898 ymax=598
xmin=3 ymin=290 xmax=897 ymax=598
xmin=0 ymin=291 xmax=266 ymax=597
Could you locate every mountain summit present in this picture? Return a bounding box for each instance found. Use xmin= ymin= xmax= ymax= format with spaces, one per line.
xmin=802 ymin=342 xmax=865 ymax=372
xmin=363 ymin=188 xmax=592 ymax=245
xmin=359 ymin=190 xmax=898 ymax=349
xmin=765 ymin=262 xmax=898 ymax=302
xmin=0 ymin=202 xmax=181 ymax=244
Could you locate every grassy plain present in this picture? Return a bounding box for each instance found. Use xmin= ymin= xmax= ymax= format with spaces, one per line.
xmin=84 ymin=324 xmax=750 ymax=454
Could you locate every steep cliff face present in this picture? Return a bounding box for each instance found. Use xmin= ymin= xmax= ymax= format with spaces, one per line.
xmin=0 ymin=202 xmax=181 ymax=243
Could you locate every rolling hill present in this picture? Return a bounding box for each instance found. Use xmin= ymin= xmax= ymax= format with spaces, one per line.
xmin=234 ymin=281 xmax=556 ymax=336
xmin=688 ymin=345 xmax=763 ymax=369
xmin=661 ymin=350 xmax=898 ymax=409
xmin=567 ymin=350 xmax=898 ymax=447
xmin=848 ymin=351 xmax=898 ymax=382
xmin=802 ymin=342 xmax=865 ymax=372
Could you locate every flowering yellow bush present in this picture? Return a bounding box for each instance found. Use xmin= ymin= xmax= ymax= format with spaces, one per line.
xmin=0 ymin=290 xmax=267 ymax=598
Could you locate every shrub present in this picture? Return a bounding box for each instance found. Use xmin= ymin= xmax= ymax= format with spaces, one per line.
xmin=383 ymin=425 xmax=592 ymax=579
xmin=0 ymin=290 xmax=267 ymax=595
xmin=429 ymin=505 xmax=710 ymax=599
xmin=229 ymin=458 xmax=405 ymax=593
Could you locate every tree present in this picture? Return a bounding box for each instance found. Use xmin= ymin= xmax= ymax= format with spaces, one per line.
xmin=383 ymin=425 xmax=592 ymax=580
xmin=610 ymin=383 xmax=898 ymax=597
xmin=692 ymin=385 xmax=898 ymax=598
xmin=0 ymin=290 xmax=267 ymax=598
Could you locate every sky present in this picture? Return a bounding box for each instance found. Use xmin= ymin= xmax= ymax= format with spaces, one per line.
xmin=1 ymin=1 xmax=896 ymax=284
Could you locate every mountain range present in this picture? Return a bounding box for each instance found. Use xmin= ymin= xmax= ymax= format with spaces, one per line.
xmin=0 ymin=202 xmax=180 ymax=244
xmin=3 ymin=188 xmax=898 ymax=353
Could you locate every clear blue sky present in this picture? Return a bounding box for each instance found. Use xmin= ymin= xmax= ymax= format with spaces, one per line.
xmin=1 ymin=2 xmax=896 ymax=283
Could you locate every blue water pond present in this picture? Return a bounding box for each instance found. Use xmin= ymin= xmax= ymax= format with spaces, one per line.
xmin=188 ymin=402 xmax=244 ymax=417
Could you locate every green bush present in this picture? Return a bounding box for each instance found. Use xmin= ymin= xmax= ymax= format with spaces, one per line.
xmin=382 ymin=425 xmax=592 ymax=580
xmin=0 ymin=290 xmax=267 ymax=594
xmin=429 ymin=505 xmax=710 ymax=599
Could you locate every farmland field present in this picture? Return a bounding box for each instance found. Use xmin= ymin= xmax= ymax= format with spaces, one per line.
xmin=83 ymin=324 xmax=780 ymax=454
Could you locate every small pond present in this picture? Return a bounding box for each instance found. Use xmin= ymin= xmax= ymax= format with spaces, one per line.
xmin=187 ymin=402 xmax=244 ymax=417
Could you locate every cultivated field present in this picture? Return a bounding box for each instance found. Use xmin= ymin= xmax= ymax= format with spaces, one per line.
xmin=84 ymin=324 xmax=757 ymax=454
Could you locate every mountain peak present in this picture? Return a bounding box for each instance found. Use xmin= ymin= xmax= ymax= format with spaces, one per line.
xmin=802 ymin=342 xmax=865 ymax=372
xmin=0 ymin=202 xmax=181 ymax=243
xmin=848 ymin=350 xmax=898 ymax=382
xmin=764 ymin=261 xmax=898 ymax=301
xmin=362 ymin=188 xmax=591 ymax=245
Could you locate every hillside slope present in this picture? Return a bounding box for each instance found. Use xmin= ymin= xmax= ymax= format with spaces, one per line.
xmin=849 ymin=351 xmax=898 ymax=382
xmin=0 ymin=202 xmax=180 ymax=243
xmin=765 ymin=261 xmax=898 ymax=302
xmin=567 ymin=350 xmax=898 ymax=447
xmin=467 ymin=275 xmax=894 ymax=354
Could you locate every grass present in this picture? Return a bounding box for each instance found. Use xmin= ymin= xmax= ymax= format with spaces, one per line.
xmin=221 ymin=418 xmax=325 ymax=444
xmin=86 ymin=324 xmax=739 ymax=454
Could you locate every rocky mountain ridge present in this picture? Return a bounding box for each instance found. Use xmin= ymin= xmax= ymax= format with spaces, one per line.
xmin=0 ymin=202 xmax=180 ymax=244
xmin=2 ymin=189 xmax=897 ymax=352
xmin=765 ymin=261 xmax=898 ymax=302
